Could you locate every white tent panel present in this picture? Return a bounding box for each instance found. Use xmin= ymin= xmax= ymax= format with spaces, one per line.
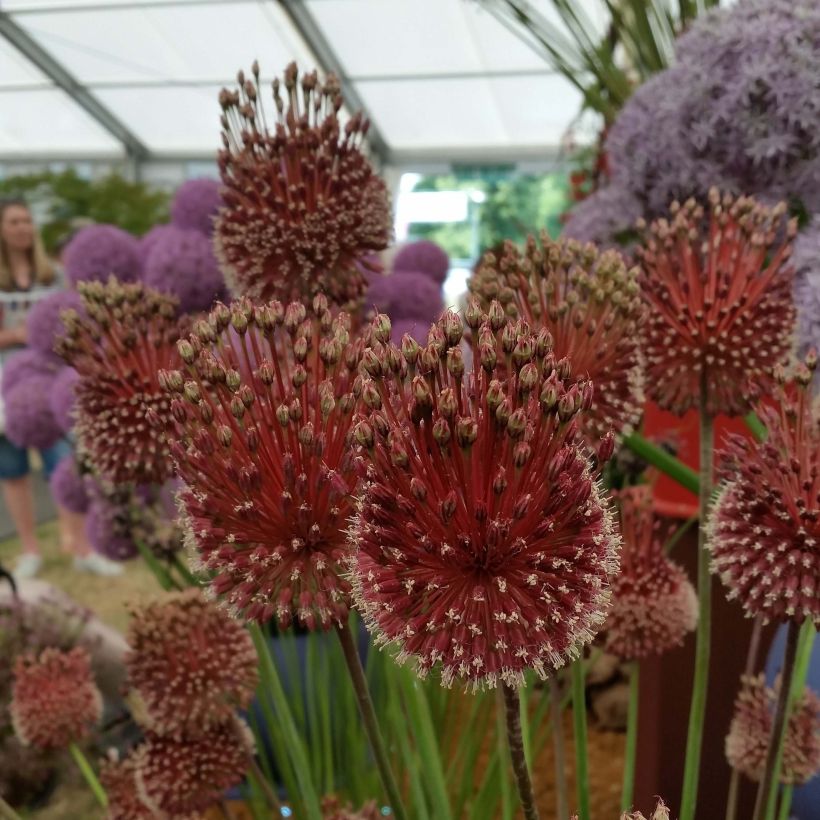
xmin=0 ymin=35 xmax=49 ymax=88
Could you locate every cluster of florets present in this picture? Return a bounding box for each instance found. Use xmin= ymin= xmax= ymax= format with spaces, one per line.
xmin=55 ymin=277 xmax=184 ymax=485
xmin=638 ymin=190 xmax=796 ymax=416
xmin=215 ymin=61 xmax=391 ymax=309
xmin=471 ymin=234 xmax=644 ymax=443
xmin=163 ymin=294 xmax=367 ymax=628
xmin=350 ymin=307 xmax=620 ymax=689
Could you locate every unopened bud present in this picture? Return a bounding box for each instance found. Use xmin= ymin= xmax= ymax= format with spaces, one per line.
xmin=401 ymin=334 xmax=420 ymax=365
xmin=493 ymin=470 xmax=508 ymax=495
xmin=512 ymin=338 xmax=534 ymax=368
xmin=479 ymin=340 xmax=497 ymax=372
xmin=439 ymin=490 xmax=457 ymax=522
xmin=354 ymin=420 xmax=375 ymax=449
xmin=198 ymin=401 xmax=213 ymax=425
xmin=161 ymin=369 xmax=184 ymax=393
xmin=433 ymin=418 xmax=451 ymax=447
xmin=258 ymin=361 xmax=274 ymax=385
xmin=293 ymin=336 xmax=308 ymax=362
xmin=581 ymin=380 xmax=594 ymax=411
xmin=507 ymin=408 xmax=527 ymax=439
xmin=230 ymin=396 xmax=245 ymax=419
xmin=226 ymin=369 xmax=241 ymax=392
xmin=597 ymin=431 xmax=615 ymax=464
xmin=292 ymin=365 xmax=307 ymax=388
xmin=410 ymin=478 xmax=427 ymax=501
xmin=535 ymin=329 xmax=553 ymax=359
xmin=439 ymin=388 xmax=457 ymax=418
xmin=361 ymin=348 xmax=383 ymax=379
xmin=289 ymin=399 xmax=302 ymax=422
xmin=217 ymin=425 xmax=233 ymax=448
xmin=456 ymin=416 xmax=478 ymax=448
xmin=442 ymin=311 xmax=463 ymax=346
xmin=239 ymin=384 xmax=255 ymax=408
xmin=177 ymin=339 xmax=196 ymax=365
xmin=556 ymin=357 xmax=572 ymax=380
xmin=298 ymin=422 xmax=314 ymax=446
xmin=183 ymin=381 xmax=201 ymax=404
xmin=230 ymin=310 xmax=248 ymax=334
xmin=446 ymin=347 xmax=465 ymax=380
xmin=412 ymin=376 xmax=433 ymax=411
xmin=276 ymin=404 xmax=290 ymax=427
xmin=558 ymin=392 xmax=576 ymax=422
xmin=486 ymin=380 xmax=505 ymax=411
xmin=513 ymin=441 xmax=532 ymax=468
xmin=362 ymin=381 xmax=382 ymax=410
xmin=488 ymin=301 xmax=505 ymax=331
xmin=372 ymin=313 xmax=391 ymax=344
xmin=495 ymin=398 xmax=512 ymax=427
xmin=464 ymin=298 xmax=484 ymax=330
xmin=518 ymin=362 xmax=539 ymax=394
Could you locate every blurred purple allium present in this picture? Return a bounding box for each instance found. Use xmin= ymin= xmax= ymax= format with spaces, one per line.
xmin=393 ymin=240 xmax=450 ymax=284
xmin=1 ymin=350 xmax=61 ymax=399
xmin=49 ymin=366 xmax=80 ymax=435
xmin=364 ymin=272 xmax=443 ymax=323
xmin=138 ymin=224 xmax=176 ymax=265
xmin=792 ymin=219 xmax=820 ymax=358
xmin=49 ymin=457 xmax=90 ymax=514
xmin=170 ymin=178 xmax=222 ymax=236
xmin=86 ymin=495 xmax=138 ymax=561
xmin=390 ymin=318 xmax=428 ymax=345
xmin=142 ymin=226 xmax=226 ymax=315
xmin=5 ymin=375 xmax=62 ymax=450
xmin=63 ymin=225 xmax=141 ymax=287
xmin=25 ymin=291 xmax=84 ymax=357
xmin=562 ymin=184 xmax=642 ymax=250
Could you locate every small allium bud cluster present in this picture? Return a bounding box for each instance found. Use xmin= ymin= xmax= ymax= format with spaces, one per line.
xmin=726 ymin=674 xmax=820 ymax=785
xmin=350 ymin=308 xmax=620 ymax=688
xmin=708 ymin=358 xmax=820 ymax=624
xmin=471 ymin=235 xmax=644 ymax=443
xmin=638 ymin=190 xmax=796 ymax=416
xmin=216 ymin=62 xmax=391 ymax=309
xmin=605 ymin=486 xmax=697 ymax=660
xmin=55 ymin=277 xmax=184 ymax=485
xmin=164 ymin=295 xmax=366 ymax=628
xmin=11 ymin=647 xmax=102 ymax=751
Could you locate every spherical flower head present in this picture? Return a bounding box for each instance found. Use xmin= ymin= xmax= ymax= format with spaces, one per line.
xmin=11 ymin=646 xmax=102 ymax=750
xmin=708 ymin=362 xmax=820 ymax=623
xmin=605 ymin=486 xmax=697 ymax=660
xmin=25 ymin=290 xmax=84 ymax=357
xmin=133 ymin=724 xmax=251 ymax=817
xmin=56 ymin=277 xmax=184 ymax=485
xmin=639 ymin=191 xmax=796 ymax=417
xmin=142 ymin=225 xmax=226 ymax=315
xmin=1 ymin=349 xmax=61 ymax=398
xmin=138 ymin=223 xmax=176 ymax=265
xmin=49 ymin=366 xmax=80 ymax=434
xmin=125 ymin=590 xmax=258 ymax=738
xmin=170 ymin=177 xmax=222 ymax=236
xmin=100 ymin=753 xmax=154 ymax=820
xmin=4 ymin=374 xmax=62 ymax=450
xmin=365 ymin=272 xmax=443 ymax=323
xmin=470 ymin=234 xmax=644 ymax=444
xmin=351 ymin=308 xmax=620 ymax=689
xmin=791 ymin=218 xmax=820 ymax=362
xmin=164 ymin=294 xmax=368 ymax=627
xmin=63 ymin=225 xmax=141 ymax=288
xmin=86 ymin=495 xmax=138 ymax=561
xmin=562 ymin=184 xmax=643 ymax=251
xmin=49 ymin=456 xmax=90 ymax=514
xmin=393 ymin=240 xmax=450 ymax=284
xmin=726 ymin=673 xmax=820 ymax=785
xmin=390 ymin=318 xmax=426 ymax=345
xmin=215 ymin=62 xmax=392 ymax=309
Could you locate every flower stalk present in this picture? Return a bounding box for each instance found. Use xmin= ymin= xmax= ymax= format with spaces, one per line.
xmin=70 ymin=743 xmax=107 ymax=808
xmin=621 ymin=661 xmax=640 ymax=812
xmin=501 ymin=684 xmax=539 ymax=820
xmin=571 ymin=659 xmax=591 ymax=820
xmin=550 ymin=676 xmax=569 ymax=820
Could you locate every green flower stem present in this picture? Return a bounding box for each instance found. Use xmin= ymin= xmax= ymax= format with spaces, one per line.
xmin=679 ymin=387 xmax=714 ymax=820
xmin=623 ymin=432 xmax=700 ymax=494
xmin=0 ymin=795 xmax=22 ymax=820
xmin=501 ymin=684 xmax=540 ymax=820
xmin=549 ymin=676 xmax=569 ymax=820
xmin=776 ymin=786 xmax=793 ymax=820
xmin=335 ymin=621 xmax=408 ymax=820
xmin=620 ymin=662 xmax=640 ymax=812
xmin=743 ymin=412 xmax=768 ymax=442
xmin=69 ymin=743 xmax=107 ymax=808
xmin=571 ymin=659 xmax=591 ymax=820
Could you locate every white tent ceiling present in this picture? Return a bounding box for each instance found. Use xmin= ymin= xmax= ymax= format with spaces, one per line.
xmin=0 ymin=0 xmax=604 ymax=166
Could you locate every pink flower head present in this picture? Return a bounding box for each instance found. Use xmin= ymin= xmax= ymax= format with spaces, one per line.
xmin=55 ymin=277 xmax=184 ymax=485
xmin=605 ymin=486 xmax=697 ymax=660
xmin=215 ymin=62 xmax=392 ymax=309
xmin=125 ymin=590 xmax=258 ymax=738
xmin=471 ymin=235 xmax=644 ymax=443
xmin=11 ymin=646 xmax=102 ymax=750
xmin=638 ymin=190 xmax=796 ymax=416
xmin=708 ymin=358 xmax=820 ymax=623
xmin=99 ymin=754 xmax=153 ymax=820
xmin=351 ymin=308 xmax=620 ymax=688
xmin=726 ymin=673 xmax=820 ymax=785
xmin=164 ymin=294 xmax=367 ymax=627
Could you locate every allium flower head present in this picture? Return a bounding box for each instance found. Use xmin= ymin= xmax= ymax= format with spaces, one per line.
xmin=164 ymin=294 xmax=367 ymax=627
xmin=49 ymin=456 xmax=90 ymax=514
xmin=605 ymin=486 xmax=697 ymax=660
xmin=100 ymin=754 xmax=153 ymax=820
xmin=170 ymin=177 xmax=222 ymax=236
xmin=4 ymin=374 xmax=62 ymax=450
xmin=726 ymin=673 xmax=820 ymax=785
xmin=619 ymin=800 xmax=671 ymax=820
xmin=55 ymin=277 xmax=184 ymax=485
xmin=216 ymin=62 xmax=391 ymax=308
xmin=1 ymin=349 xmax=61 ymax=398
xmin=25 ymin=290 xmax=84 ymax=357
xmin=393 ymin=240 xmax=450 ymax=284
xmin=86 ymin=496 xmax=138 ymax=561
xmin=708 ymin=360 xmax=820 ymax=623
xmin=63 ymin=224 xmax=141 ymax=288
xmin=125 ymin=590 xmax=258 ymax=738
xmin=562 ymin=184 xmax=643 ymax=250
xmin=322 ymin=796 xmax=381 ymax=820
xmin=471 ymin=234 xmax=644 ymax=443
xmin=791 ymin=218 xmax=820 ymax=361
xmin=11 ymin=646 xmax=102 ymax=750
xmin=638 ymin=191 xmax=796 ymax=416
xmin=49 ymin=366 xmax=80 ymax=434
xmin=351 ymin=308 xmax=620 ymax=688
xmin=138 ymin=223 xmax=176 ymax=265
xmin=365 ymin=272 xmax=443 ymax=323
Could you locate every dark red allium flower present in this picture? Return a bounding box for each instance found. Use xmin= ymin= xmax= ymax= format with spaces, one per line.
xmin=100 ymin=754 xmax=154 ymax=820
xmin=56 ymin=278 xmax=184 ymax=485
xmin=163 ymin=295 xmax=366 ymax=627
xmin=638 ymin=189 xmax=796 ymax=416
xmin=605 ymin=485 xmax=697 ymax=660
xmin=125 ymin=590 xmax=258 ymax=738
xmin=351 ymin=307 xmax=620 ymax=688
xmin=471 ymin=235 xmax=644 ymax=443
xmin=708 ymin=358 xmax=820 ymax=623
xmin=11 ymin=646 xmax=102 ymax=750
xmin=725 ymin=673 xmax=820 ymax=785
xmin=216 ymin=61 xmax=391 ymax=309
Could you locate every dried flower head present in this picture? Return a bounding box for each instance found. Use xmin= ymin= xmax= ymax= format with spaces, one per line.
xmin=216 ymin=62 xmax=391 ymax=308
xmin=164 ymin=295 xmax=366 ymax=627
xmin=55 ymin=277 xmax=184 ymax=485
xmin=605 ymin=486 xmax=697 ymax=660
xmin=471 ymin=235 xmax=644 ymax=443
xmin=351 ymin=309 xmax=620 ymax=688
xmin=322 ymin=796 xmax=382 ymax=820
xmin=11 ymin=646 xmax=102 ymax=750
xmin=726 ymin=673 xmax=820 ymax=784
xmin=708 ymin=360 xmax=820 ymax=623
xmin=638 ymin=190 xmax=796 ymax=416
xmin=125 ymin=590 xmax=258 ymax=738
xmin=100 ymin=753 xmax=153 ymax=820
xmin=618 ymin=800 xmax=672 ymax=820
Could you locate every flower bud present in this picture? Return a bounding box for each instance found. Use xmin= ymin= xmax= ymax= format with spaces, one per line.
xmin=442 ymin=311 xmax=463 ymax=346
xmin=439 ymin=388 xmax=457 ymax=418
xmin=183 ymin=381 xmax=201 ymax=404
xmin=401 ymin=334 xmax=420 ymax=365
xmin=433 ymin=418 xmax=451 ymax=447
xmin=361 ymin=348 xmax=382 ymax=379
xmin=226 ymin=369 xmax=241 ymax=392
xmin=258 ymin=361 xmax=274 ymax=385
xmin=513 ymin=441 xmax=532 ymax=467
xmin=178 ymin=339 xmax=196 ymax=365
xmin=518 ymin=362 xmax=539 ymax=394
xmin=354 ymin=420 xmax=375 ymax=449
xmin=372 ymin=314 xmax=391 ymax=344
xmin=486 ymin=380 xmax=505 ymax=411
xmin=293 ymin=336 xmax=308 ymax=362
xmin=412 ymin=376 xmax=433 ymax=412
xmin=479 ymin=340 xmax=497 ymax=372
xmin=488 ymin=301 xmax=505 ymax=331
xmin=292 ymin=364 xmax=308 ymax=388
xmin=464 ymin=298 xmax=484 ymax=330
xmin=456 ymin=416 xmax=478 ymax=448
xmin=446 ymin=347 xmax=465 ymax=380
xmin=276 ymin=404 xmax=290 ymax=427
xmin=507 ymin=408 xmax=527 ymax=439
xmin=362 ymin=381 xmax=382 ymax=410
xmin=217 ymin=425 xmax=233 ymax=448
xmin=298 ymin=422 xmax=314 ymax=446
xmin=495 ymin=398 xmax=512 ymax=427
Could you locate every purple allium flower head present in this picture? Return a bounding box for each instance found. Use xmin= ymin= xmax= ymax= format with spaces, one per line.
xmin=138 ymin=224 xmax=176 ymax=265
xmin=390 ymin=318 xmax=428 ymax=345
xmin=25 ymin=291 xmax=84 ymax=357
xmin=365 ymin=272 xmax=443 ymax=323
xmin=142 ymin=226 xmax=226 ymax=315
xmin=49 ymin=457 xmax=90 ymax=514
xmin=791 ymin=218 xmax=820 ymax=358
xmin=4 ymin=375 xmax=62 ymax=450
xmin=562 ymin=185 xmax=643 ymax=250
xmin=86 ymin=497 xmax=137 ymax=561
xmin=393 ymin=240 xmax=450 ymax=284
xmin=1 ymin=350 xmax=61 ymax=399
xmin=170 ymin=178 xmax=222 ymax=236
xmin=49 ymin=367 xmax=80 ymax=435
xmin=63 ymin=225 xmax=141 ymax=287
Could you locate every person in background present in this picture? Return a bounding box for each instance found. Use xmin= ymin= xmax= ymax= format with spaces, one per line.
xmin=0 ymin=198 xmax=121 ymax=578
